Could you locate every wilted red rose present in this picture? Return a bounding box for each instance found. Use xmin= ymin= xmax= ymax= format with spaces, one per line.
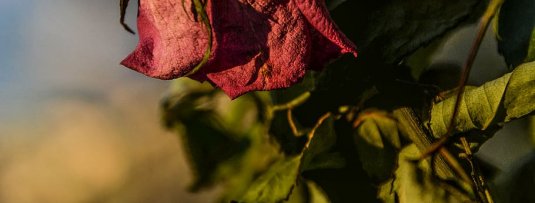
xmin=121 ymin=0 xmax=357 ymax=98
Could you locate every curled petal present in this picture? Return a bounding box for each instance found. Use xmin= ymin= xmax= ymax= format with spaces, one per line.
xmin=122 ymin=0 xmax=358 ymax=98
xmin=121 ymin=0 xmax=210 ymax=79
xmin=295 ymin=0 xmax=357 ymax=57
xmin=200 ymin=0 xmax=311 ymax=98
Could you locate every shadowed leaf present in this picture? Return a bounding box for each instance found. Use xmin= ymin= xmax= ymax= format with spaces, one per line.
xmin=331 ymin=0 xmax=483 ymax=63
xmin=526 ymin=29 xmax=535 ymax=63
xmin=302 ymin=117 xmax=343 ymax=171
xmin=161 ymin=79 xmax=276 ymax=194
xmin=496 ymin=0 xmax=535 ymax=67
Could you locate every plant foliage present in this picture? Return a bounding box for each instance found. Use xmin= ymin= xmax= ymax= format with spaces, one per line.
xmin=119 ymin=0 xmax=535 ymax=202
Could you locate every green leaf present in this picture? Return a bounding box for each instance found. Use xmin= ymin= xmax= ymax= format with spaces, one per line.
xmin=268 ymin=110 xmax=308 ymax=155
xmin=270 ymin=72 xmax=316 ymax=105
xmin=240 ymin=156 xmax=302 ymax=203
xmin=353 ymin=110 xmax=400 ymax=180
xmin=331 ymin=0 xmax=483 ymax=63
xmin=378 ymin=144 xmax=473 ymax=203
xmin=354 ymin=110 xmax=401 ymax=149
xmin=161 ymin=79 xmax=277 ymax=194
xmin=306 ymin=181 xmax=331 ymax=203
xmin=301 ymin=152 xmax=345 ymax=171
xmin=326 ymin=0 xmax=347 ymax=10
xmin=268 ymin=74 xmax=317 ymax=153
xmin=530 ymin=116 xmax=535 ymax=146
xmin=301 ymin=117 xmax=341 ymax=171
xmin=237 ymin=115 xmax=343 ymax=202
xmin=429 ymin=62 xmax=535 ymax=145
xmin=184 ymin=0 xmax=212 ymax=76
xmin=378 ymin=179 xmax=396 ymax=203
xmin=503 ymin=63 xmax=535 ymax=121
xmin=496 ymin=0 xmax=535 ymax=67
xmin=216 ymin=123 xmax=280 ymax=202
xmin=404 ymin=38 xmax=449 ymax=79
xmin=526 ymin=28 xmax=535 ymax=63
xmin=161 ymin=85 xmax=238 ymax=190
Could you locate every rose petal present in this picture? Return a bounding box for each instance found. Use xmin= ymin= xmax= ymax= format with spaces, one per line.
xmin=295 ymin=0 xmax=357 ymax=57
xmin=122 ymin=0 xmax=358 ymax=98
xmin=201 ymin=0 xmax=310 ymax=98
xmin=121 ymin=0 xmax=210 ymax=79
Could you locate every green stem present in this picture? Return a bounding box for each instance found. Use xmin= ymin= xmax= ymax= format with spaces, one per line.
xmin=271 ymin=92 xmax=311 ymax=112
xmin=185 ymin=0 xmax=213 ymax=76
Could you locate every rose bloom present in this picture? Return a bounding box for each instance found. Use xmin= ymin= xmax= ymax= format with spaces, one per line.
xmin=122 ymin=0 xmax=357 ymax=98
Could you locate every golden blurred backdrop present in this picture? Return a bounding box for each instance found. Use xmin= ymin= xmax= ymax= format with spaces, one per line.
xmin=0 ymin=0 xmax=218 ymax=202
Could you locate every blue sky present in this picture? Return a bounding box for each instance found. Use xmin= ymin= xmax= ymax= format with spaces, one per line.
xmin=0 ymin=0 xmax=167 ymax=120
xmin=0 ymin=1 xmax=32 ymax=114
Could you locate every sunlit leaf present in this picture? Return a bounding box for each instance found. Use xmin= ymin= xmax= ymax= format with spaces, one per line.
xmin=239 ymin=156 xmax=302 ymax=203
xmin=377 ymin=179 xmax=396 ymax=203
xmin=429 ymin=61 xmax=535 ymax=142
xmin=237 ymin=115 xmax=343 ymax=202
xmin=353 ymin=110 xmax=401 ymax=180
xmin=503 ymin=63 xmax=535 ymax=121
xmin=306 ymin=181 xmax=331 ymax=203
xmin=378 ymin=145 xmax=473 ymax=203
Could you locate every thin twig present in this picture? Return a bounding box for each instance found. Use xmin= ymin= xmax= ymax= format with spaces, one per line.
xmin=267 ymin=92 xmax=312 ymax=136
xmin=305 ymin=112 xmax=332 ymax=149
xmin=460 ymin=136 xmax=494 ymax=203
xmin=439 ymin=147 xmax=472 ymax=183
xmin=420 ymin=0 xmax=504 ymax=158
xmin=287 ymin=109 xmax=301 ymax=136
xmin=120 ymin=0 xmax=135 ymax=34
xmin=185 ymin=0 xmax=213 ymax=76
xmin=271 ymin=92 xmax=311 ymax=111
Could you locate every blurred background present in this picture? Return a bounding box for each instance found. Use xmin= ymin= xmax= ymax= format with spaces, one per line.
xmin=0 ymin=0 xmax=532 ymax=202
xmin=0 ymin=0 xmax=219 ymax=202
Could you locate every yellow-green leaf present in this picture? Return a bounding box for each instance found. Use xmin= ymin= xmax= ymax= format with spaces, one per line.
xmin=353 ymin=110 xmax=400 ymax=180
xmin=239 ymin=156 xmax=301 ymax=203
xmin=429 ymin=61 xmax=535 ymax=138
xmin=306 ymin=181 xmax=330 ymax=203
xmin=525 ymin=28 xmax=535 ymax=62
xmin=378 ymin=145 xmax=473 ymax=203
